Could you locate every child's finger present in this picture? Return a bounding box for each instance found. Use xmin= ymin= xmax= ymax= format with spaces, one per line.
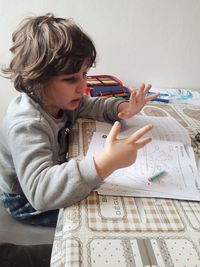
xmin=134 ymin=136 xmax=152 ymax=149
xmin=145 ymin=93 xmax=160 ymax=102
xmin=138 ymin=83 xmax=146 ymax=95
xmin=143 ymin=84 xmax=152 ymax=94
xmin=139 ymin=83 xmax=145 ymax=92
xmin=129 ymin=124 xmax=153 ymax=143
xmin=129 ymin=89 xmax=136 ymax=105
xmin=107 ymin=121 xmax=121 ymax=142
xmin=137 ymin=83 xmax=146 ymax=101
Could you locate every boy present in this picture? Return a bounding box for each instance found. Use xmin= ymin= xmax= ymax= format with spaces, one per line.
xmin=0 ymin=14 xmax=157 ymax=227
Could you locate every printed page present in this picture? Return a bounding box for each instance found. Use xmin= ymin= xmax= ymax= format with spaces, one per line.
xmin=96 ymin=115 xmax=191 ymax=145
xmin=87 ymin=132 xmax=200 ymax=201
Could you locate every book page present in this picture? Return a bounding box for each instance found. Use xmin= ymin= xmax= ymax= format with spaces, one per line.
xmin=87 ymin=132 xmax=200 ymax=201
xmin=96 ymin=115 xmax=191 ymax=145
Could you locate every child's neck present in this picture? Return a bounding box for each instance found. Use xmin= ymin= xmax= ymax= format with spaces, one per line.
xmin=44 ymin=105 xmax=63 ymax=119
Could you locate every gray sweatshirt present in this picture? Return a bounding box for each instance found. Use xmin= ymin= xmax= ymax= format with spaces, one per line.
xmin=0 ymin=93 xmax=125 ymax=211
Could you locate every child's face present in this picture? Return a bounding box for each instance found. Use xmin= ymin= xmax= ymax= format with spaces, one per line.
xmin=43 ymin=62 xmax=89 ymax=118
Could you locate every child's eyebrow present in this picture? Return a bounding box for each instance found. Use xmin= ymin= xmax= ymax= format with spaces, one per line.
xmin=60 ymin=73 xmax=76 ymax=78
xmin=60 ymin=66 xmax=89 ymax=78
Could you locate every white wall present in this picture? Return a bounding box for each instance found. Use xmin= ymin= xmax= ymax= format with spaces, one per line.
xmin=0 ymin=0 xmax=200 ymax=120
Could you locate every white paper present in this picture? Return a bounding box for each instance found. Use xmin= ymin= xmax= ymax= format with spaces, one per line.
xmin=96 ymin=115 xmax=191 ymax=145
xmin=88 ymin=116 xmax=200 ymax=201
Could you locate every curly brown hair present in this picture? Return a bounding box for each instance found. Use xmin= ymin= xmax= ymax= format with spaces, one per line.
xmin=2 ymin=13 xmax=96 ymax=96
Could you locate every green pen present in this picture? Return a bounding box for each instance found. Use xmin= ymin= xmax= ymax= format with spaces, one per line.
xmin=148 ymin=170 xmax=166 ymax=182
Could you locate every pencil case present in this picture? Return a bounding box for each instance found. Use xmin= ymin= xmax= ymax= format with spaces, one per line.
xmin=85 ymin=75 xmax=130 ymax=99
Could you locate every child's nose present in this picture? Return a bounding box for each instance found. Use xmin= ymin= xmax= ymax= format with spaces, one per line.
xmin=76 ymin=78 xmax=87 ymax=93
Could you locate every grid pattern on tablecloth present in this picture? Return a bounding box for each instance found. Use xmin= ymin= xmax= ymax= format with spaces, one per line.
xmin=62 ymin=203 xmax=81 ymax=233
xmin=86 ymin=192 xmax=184 ymax=232
xmin=50 ymin=239 xmax=62 ymax=267
xmin=142 ymin=103 xmax=190 ymax=129
xmin=87 ymin=237 xmax=200 ymax=267
xmin=68 ymin=121 xmax=80 ymax=158
xmin=61 ymin=238 xmax=82 ymax=267
xmin=82 ymin=121 xmax=96 ymax=156
xmin=180 ymin=201 xmax=200 ymax=231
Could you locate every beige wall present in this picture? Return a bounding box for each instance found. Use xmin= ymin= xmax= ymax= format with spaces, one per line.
xmin=0 ymin=0 xmax=200 ymax=120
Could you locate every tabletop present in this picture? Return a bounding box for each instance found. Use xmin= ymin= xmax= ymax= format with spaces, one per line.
xmin=51 ymin=102 xmax=200 ymax=267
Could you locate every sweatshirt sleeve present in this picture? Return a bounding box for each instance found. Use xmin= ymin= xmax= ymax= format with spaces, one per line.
xmin=75 ymin=95 xmax=128 ymax=123
xmin=8 ymin=120 xmax=102 ymax=211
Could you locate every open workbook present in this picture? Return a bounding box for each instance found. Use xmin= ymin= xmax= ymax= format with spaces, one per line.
xmin=86 ymin=115 xmax=200 ymax=201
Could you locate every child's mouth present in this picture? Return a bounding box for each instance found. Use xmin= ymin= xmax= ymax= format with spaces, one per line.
xmin=71 ymin=98 xmax=81 ymax=106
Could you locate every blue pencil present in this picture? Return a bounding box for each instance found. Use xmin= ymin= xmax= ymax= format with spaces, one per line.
xmin=147 ymin=91 xmax=169 ymax=97
xmin=151 ymin=98 xmax=170 ymax=103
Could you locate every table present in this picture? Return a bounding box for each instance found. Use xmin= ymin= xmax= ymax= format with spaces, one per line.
xmin=51 ymin=102 xmax=200 ymax=267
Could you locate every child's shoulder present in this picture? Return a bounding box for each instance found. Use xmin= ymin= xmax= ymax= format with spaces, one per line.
xmin=7 ymin=93 xmax=41 ymax=120
xmin=3 ymin=93 xmax=47 ymax=132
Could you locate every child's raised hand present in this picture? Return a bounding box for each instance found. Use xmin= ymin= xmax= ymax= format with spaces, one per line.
xmin=94 ymin=121 xmax=153 ymax=179
xmin=118 ymin=84 xmax=159 ymax=119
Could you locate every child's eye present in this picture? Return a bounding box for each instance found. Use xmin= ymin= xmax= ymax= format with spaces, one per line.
xmin=63 ymin=72 xmax=87 ymax=83
xmin=64 ymin=77 xmax=76 ymax=83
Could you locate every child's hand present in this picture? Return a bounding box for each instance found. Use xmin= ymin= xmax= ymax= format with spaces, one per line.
xmin=94 ymin=121 xmax=153 ymax=179
xmin=118 ymin=84 xmax=159 ymax=119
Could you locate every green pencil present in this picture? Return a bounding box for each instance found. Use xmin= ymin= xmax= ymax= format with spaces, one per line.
xmin=148 ymin=170 xmax=166 ymax=182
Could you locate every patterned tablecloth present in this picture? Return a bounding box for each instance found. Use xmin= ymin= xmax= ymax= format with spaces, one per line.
xmin=51 ymin=102 xmax=200 ymax=267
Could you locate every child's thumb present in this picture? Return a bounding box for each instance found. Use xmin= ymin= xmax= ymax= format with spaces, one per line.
xmin=107 ymin=121 xmax=121 ymax=142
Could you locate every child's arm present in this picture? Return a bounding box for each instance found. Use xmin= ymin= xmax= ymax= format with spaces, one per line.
xmin=94 ymin=121 xmax=153 ymax=179
xmin=117 ymin=84 xmax=159 ymax=119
